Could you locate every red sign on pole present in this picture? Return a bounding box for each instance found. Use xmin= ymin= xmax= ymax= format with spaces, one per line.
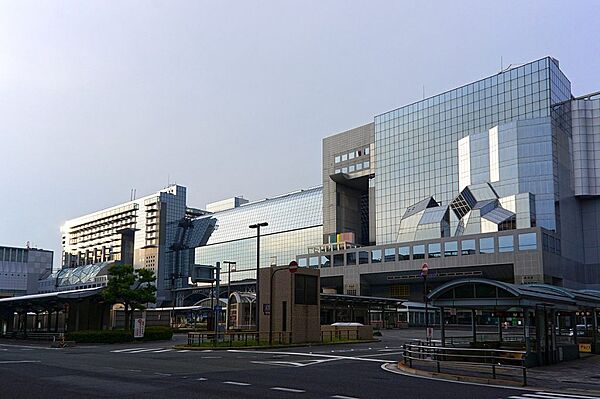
xmin=421 ymin=263 xmax=429 ymax=277
xmin=289 ymin=260 xmax=299 ymax=273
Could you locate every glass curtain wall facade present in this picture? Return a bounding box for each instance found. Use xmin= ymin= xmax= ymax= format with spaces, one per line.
xmin=374 ymin=57 xmax=570 ymax=245
xmin=194 ymin=187 xmax=323 ymax=284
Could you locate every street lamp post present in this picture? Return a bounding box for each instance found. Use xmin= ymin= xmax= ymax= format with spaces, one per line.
xmin=223 ymin=261 xmax=236 ymax=331
xmin=249 ymin=222 xmax=268 ymax=336
xmin=421 ymin=263 xmax=430 ymax=342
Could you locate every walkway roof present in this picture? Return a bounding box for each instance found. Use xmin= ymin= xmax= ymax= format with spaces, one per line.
xmin=0 ymin=287 xmax=104 ymax=310
xmin=428 ymin=278 xmax=600 ymax=310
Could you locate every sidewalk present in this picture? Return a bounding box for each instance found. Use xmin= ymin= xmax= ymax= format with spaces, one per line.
xmin=396 ymin=354 xmax=600 ymax=394
xmin=527 ymin=355 xmax=600 ymax=393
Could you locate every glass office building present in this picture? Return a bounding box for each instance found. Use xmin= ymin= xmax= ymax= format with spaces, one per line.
xmin=315 ymin=56 xmax=600 ymax=298
xmin=374 ymin=57 xmax=570 ymax=244
xmin=193 ymin=187 xmax=323 ymax=284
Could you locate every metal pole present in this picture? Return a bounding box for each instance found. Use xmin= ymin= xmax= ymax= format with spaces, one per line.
xmin=424 ymin=274 xmax=429 ymax=342
xmin=249 ymin=222 xmax=268 ymax=338
xmin=214 ymin=262 xmax=220 ymax=346
xmin=228 ymin=264 xmax=231 ymax=331
xmin=256 ymin=226 xmax=261 ymax=335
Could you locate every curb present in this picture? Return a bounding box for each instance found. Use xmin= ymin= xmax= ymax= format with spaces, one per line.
xmin=387 ymin=362 xmax=600 ymax=396
xmin=394 ymin=362 xmax=524 ymax=387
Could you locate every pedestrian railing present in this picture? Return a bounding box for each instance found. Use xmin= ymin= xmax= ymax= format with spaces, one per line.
xmin=402 ymin=342 xmax=528 ymax=386
xmin=187 ymin=331 xmax=293 ymax=346
xmin=7 ymin=331 xmax=64 ymax=341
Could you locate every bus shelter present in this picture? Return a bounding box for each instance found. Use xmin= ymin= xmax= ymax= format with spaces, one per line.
xmin=428 ymin=278 xmax=600 ymax=366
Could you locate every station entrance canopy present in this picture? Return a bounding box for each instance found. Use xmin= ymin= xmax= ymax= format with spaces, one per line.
xmin=427 ymin=278 xmax=600 ymax=365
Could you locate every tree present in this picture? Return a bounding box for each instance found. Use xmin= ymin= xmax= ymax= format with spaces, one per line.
xmin=102 ymin=264 xmax=156 ymax=330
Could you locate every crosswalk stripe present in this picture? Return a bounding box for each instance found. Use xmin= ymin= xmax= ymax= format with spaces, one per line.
xmin=126 ymin=348 xmax=163 ymax=354
xmin=152 ymin=349 xmax=173 ymax=353
xmin=177 ymin=350 xmax=191 ymax=353
xmin=510 ymin=394 xmax=600 ymax=399
xmin=527 ymin=393 xmax=600 ymax=399
xmin=223 ymin=381 xmax=251 ymax=386
xmin=110 ymin=348 xmax=146 ymax=353
xmin=270 ymin=387 xmax=305 ymax=393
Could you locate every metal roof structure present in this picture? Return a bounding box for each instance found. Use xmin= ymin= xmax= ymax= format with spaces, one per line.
xmin=428 ymin=278 xmax=600 ymax=310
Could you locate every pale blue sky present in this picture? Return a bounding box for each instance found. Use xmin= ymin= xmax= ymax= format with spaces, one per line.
xmin=1 ymin=1 xmax=599 ymax=267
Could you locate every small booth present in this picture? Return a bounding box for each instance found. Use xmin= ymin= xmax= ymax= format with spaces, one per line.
xmin=428 ymin=278 xmax=600 ymax=366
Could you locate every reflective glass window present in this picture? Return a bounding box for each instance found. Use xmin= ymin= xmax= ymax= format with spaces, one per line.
xmin=398 ymin=246 xmax=410 ymax=260
xmin=349 ymin=152 xmax=355 ymax=160
xmin=341 ymin=154 xmax=347 ymax=161
xmin=334 ymin=156 xmax=341 ymax=164
xmin=518 ymin=233 xmax=537 ymax=251
xmin=444 ymin=241 xmax=458 ymax=256
xmin=498 ymin=235 xmax=514 ymax=252
xmin=333 ymin=254 xmax=344 ymax=267
xmin=347 ymin=252 xmax=357 ymax=265
xmin=371 ymin=249 xmax=382 ymax=263
xmin=309 ymin=257 xmax=319 ymax=269
xmin=461 ymin=240 xmax=476 ymax=255
xmin=428 ymin=243 xmax=441 ymax=258
xmin=349 ymin=164 xmax=355 ymax=173
xmin=298 ymin=257 xmax=307 ymax=267
xmin=479 ymin=237 xmax=495 ymax=254
xmin=320 ymin=255 xmax=331 ymax=267
xmin=358 ymin=251 xmax=369 ymax=264
xmin=365 ymin=147 xmax=370 ymax=155
xmin=356 ymin=163 xmax=363 ymax=171
xmin=364 ymin=161 xmax=370 ymax=169
xmin=384 ymin=247 xmax=395 ymax=262
xmin=413 ymin=244 xmax=425 ymax=260
xmin=341 ymin=167 xmax=348 ymax=173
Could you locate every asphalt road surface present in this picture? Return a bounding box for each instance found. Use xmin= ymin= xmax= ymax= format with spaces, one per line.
xmin=0 ymin=333 xmax=595 ymax=399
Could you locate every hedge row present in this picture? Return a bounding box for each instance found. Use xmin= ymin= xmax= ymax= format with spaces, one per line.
xmin=67 ymin=326 xmax=173 ymax=343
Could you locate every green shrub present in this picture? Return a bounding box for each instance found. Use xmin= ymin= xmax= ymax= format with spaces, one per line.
xmin=67 ymin=329 xmax=132 ymax=344
xmin=141 ymin=326 xmax=173 ymax=341
xmin=67 ymin=327 xmax=173 ymax=343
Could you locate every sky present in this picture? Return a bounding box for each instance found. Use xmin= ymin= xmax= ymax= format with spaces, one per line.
xmin=1 ymin=0 xmax=599 ymax=268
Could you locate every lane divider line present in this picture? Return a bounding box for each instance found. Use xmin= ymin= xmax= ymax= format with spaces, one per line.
xmin=270 ymin=387 xmax=306 ymax=393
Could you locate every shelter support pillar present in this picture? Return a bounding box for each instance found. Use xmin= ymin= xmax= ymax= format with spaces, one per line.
xmin=523 ymin=308 xmax=531 ymax=354
xmin=593 ymin=310 xmax=599 ymax=353
xmin=497 ymin=312 xmax=503 ymax=344
xmin=440 ymin=307 xmax=445 ymax=346
xmin=471 ymin=309 xmax=477 ymax=344
xmin=570 ymin=313 xmax=578 ymax=347
xmin=535 ymin=308 xmax=546 ymax=366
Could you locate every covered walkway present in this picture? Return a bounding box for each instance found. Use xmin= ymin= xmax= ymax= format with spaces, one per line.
xmin=0 ymin=287 xmax=109 ymax=336
xmin=428 ymin=278 xmax=600 ymax=366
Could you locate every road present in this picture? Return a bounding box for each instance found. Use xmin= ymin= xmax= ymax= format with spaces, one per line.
xmin=0 ymin=332 xmax=594 ymax=399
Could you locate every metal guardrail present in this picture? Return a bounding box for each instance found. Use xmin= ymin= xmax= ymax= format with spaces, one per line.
xmin=402 ymin=342 xmax=528 ymax=386
xmin=7 ymin=332 xmax=64 ymax=341
xmin=187 ymin=331 xmax=292 ymax=346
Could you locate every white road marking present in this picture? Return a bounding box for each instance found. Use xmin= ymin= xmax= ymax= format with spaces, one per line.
xmin=153 ymin=372 xmax=172 ymax=377
xmin=513 ymin=393 xmax=600 ymax=399
xmin=197 ymin=377 xmax=208 ymax=381
xmin=252 ymin=358 xmax=340 ymax=368
xmin=223 ymin=381 xmax=251 ymax=386
xmin=201 ymin=356 xmax=222 ymax=359
xmin=111 ymin=347 xmax=147 ymax=353
xmin=227 ymin=349 xmax=393 ymax=363
xmin=177 ymin=350 xmax=191 ymax=353
xmin=127 ymin=348 xmax=163 ymax=354
xmin=331 ymin=395 xmax=360 ymax=399
xmin=0 ymin=360 xmax=41 ymax=364
xmin=270 ymin=387 xmax=306 ymax=393
xmin=152 ymin=349 xmax=174 ymax=353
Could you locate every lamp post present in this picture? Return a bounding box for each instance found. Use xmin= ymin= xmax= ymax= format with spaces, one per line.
xmin=223 ymin=261 xmax=236 ymax=331
xmin=421 ymin=263 xmax=430 ymax=342
xmin=249 ymin=222 xmax=268 ymax=335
